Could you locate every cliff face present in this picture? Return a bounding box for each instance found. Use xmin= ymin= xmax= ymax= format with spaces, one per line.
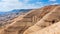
xmin=0 ymin=5 xmax=60 ymax=34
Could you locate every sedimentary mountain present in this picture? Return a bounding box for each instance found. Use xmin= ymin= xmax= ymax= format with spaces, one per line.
xmin=0 ymin=5 xmax=60 ymax=34
xmin=29 ymin=21 xmax=60 ymax=34
xmin=24 ymin=5 xmax=60 ymax=34
xmin=0 ymin=9 xmax=32 ymax=27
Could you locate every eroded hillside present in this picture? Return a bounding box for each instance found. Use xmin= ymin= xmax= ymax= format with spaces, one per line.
xmin=0 ymin=9 xmax=32 ymax=28
xmin=24 ymin=5 xmax=60 ymax=34
xmin=0 ymin=5 xmax=60 ymax=34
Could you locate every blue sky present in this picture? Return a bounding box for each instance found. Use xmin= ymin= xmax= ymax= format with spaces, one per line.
xmin=0 ymin=0 xmax=60 ymax=12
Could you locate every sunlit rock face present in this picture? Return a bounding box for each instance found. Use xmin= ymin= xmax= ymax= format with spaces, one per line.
xmin=0 ymin=9 xmax=32 ymax=28
xmin=24 ymin=5 xmax=60 ymax=34
xmin=0 ymin=5 xmax=60 ymax=34
xmin=29 ymin=21 xmax=60 ymax=34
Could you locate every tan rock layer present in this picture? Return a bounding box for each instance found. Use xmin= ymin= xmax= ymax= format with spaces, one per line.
xmin=23 ymin=6 xmax=60 ymax=34
xmin=0 ymin=5 xmax=58 ymax=34
xmin=29 ymin=21 xmax=60 ymax=34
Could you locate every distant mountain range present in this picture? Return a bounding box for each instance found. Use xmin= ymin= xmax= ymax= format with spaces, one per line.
xmin=0 ymin=9 xmax=32 ymax=26
xmin=0 ymin=9 xmax=32 ymax=15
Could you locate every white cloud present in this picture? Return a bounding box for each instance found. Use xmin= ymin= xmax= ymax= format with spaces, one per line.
xmin=2 ymin=0 xmax=19 ymax=2
xmin=0 ymin=0 xmax=24 ymax=11
xmin=24 ymin=0 xmax=29 ymax=3
xmin=23 ymin=4 xmax=40 ymax=9
xmin=22 ymin=2 xmax=43 ymax=9
xmin=49 ymin=0 xmax=56 ymax=2
xmin=0 ymin=0 xmax=43 ymax=12
xmin=51 ymin=3 xmax=59 ymax=5
xmin=36 ymin=2 xmax=42 ymax=4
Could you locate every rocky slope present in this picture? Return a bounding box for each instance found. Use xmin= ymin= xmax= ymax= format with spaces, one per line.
xmin=0 ymin=5 xmax=60 ymax=34
xmin=24 ymin=5 xmax=60 ymax=34
xmin=29 ymin=21 xmax=60 ymax=34
xmin=0 ymin=9 xmax=32 ymax=27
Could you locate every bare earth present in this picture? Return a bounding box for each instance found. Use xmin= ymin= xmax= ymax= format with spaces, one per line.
xmin=0 ymin=5 xmax=60 ymax=34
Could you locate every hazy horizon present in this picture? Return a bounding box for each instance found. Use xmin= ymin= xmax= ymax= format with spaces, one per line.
xmin=0 ymin=0 xmax=60 ymax=12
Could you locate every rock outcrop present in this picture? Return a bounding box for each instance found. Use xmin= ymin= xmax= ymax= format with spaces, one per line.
xmin=29 ymin=21 xmax=60 ymax=34
xmin=0 ymin=5 xmax=60 ymax=34
xmin=23 ymin=5 xmax=60 ymax=34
